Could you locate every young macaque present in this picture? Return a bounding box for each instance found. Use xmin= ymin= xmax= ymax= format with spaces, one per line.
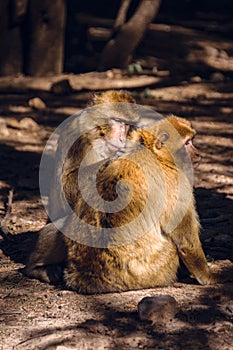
xmin=24 ymin=90 xmax=215 ymax=292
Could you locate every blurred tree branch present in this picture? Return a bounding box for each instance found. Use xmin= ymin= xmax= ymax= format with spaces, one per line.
xmin=98 ymin=0 xmax=161 ymax=70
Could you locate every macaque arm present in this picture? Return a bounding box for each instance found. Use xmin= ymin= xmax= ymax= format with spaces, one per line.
xmin=170 ymin=208 xmax=215 ymax=285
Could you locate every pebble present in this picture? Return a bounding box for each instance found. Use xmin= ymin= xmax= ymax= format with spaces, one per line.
xmin=18 ymin=117 xmax=39 ymax=130
xmin=205 ymin=46 xmax=219 ymax=57
xmin=28 ymin=97 xmax=46 ymax=110
xmin=138 ymin=295 xmax=179 ymax=324
xmin=190 ymin=76 xmax=202 ymax=83
xmin=210 ymin=72 xmax=225 ymax=82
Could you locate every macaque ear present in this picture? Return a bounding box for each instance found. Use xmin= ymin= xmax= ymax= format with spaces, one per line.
xmin=154 ymin=131 xmax=169 ymax=150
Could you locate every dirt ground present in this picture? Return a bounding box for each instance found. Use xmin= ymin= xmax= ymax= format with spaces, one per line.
xmin=0 ymin=12 xmax=233 ymax=350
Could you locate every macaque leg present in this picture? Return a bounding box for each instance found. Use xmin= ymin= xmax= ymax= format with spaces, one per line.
xmin=171 ymin=210 xmax=215 ymax=285
xmin=23 ymin=222 xmax=67 ymax=283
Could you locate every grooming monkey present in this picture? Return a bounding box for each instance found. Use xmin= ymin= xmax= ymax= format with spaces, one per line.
xmin=24 ymin=90 xmax=215 ymax=292
xmin=48 ymin=90 xmax=137 ymax=220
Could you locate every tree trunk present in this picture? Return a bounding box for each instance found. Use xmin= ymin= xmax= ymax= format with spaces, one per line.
xmin=113 ymin=0 xmax=132 ymax=31
xmin=98 ymin=0 xmax=161 ymax=71
xmin=0 ymin=1 xmax=23 ymax=76
xmin=26 ymin=0 xmax=66 ymax=76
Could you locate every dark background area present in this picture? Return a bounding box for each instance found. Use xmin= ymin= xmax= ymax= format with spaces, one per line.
xmin=1 ymin=0 xmax=233 ymax=75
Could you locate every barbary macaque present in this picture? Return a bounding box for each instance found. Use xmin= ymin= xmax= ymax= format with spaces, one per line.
xmin=24 ymin=90 xmax=215 ymax=292
xmin=48 ymin=90 xmax=137 ymax=219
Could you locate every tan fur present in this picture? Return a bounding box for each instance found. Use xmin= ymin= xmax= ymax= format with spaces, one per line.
xmin=92 ymin=90 xmax=136 ymax=105
xmin=63 ymin=147 xmax=180 ymax=293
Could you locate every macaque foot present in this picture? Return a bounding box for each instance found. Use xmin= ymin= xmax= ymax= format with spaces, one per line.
xmin=22 ymin=264 xmax=64 ymax=284
xmin=195 ymin=273 xmax=217 ymax=285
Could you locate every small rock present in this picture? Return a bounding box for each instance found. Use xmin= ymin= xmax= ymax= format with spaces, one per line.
xmin=219 ymin=50 xmax=229 ymax=59
xmin=210 ymin=72 xmax=225 ymax=82
xmin=205 ymin=46 xmax=219 ymax=57
xmin=19 ymin=117 xmax=39 ymax=130
xmin=51 ymin=79 xmax=73 ymax=95
xmin=28 ymin=97 xmax=46 ymax=110
xmin=138 ymin=295 xmax=179 ymax=325
xmin=190 ymin=76 xmax=202 ymax=83
xmin=0 ymin=117 xmax=9 ymax=136
xmin=106 ymin=70 xmax=114 ymax=78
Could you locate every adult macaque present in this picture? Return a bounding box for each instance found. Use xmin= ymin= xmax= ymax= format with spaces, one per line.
xmin=48 ymin=90 xmax=137 ymax=220
xmin=24 ymin=90 xmax=215 ymax=292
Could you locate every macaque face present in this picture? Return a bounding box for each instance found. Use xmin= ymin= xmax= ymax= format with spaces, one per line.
xmin=150 ymin=116 xmax=200 ymax=174
xmin=154 ymin=115 xmax=201 ymax=170
xmin=184 ymin=136 xmax=201 ymax=168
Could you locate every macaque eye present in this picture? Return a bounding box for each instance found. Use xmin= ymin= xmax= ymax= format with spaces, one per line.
xmin=185 ymin=138 xmax=192 ymax=146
